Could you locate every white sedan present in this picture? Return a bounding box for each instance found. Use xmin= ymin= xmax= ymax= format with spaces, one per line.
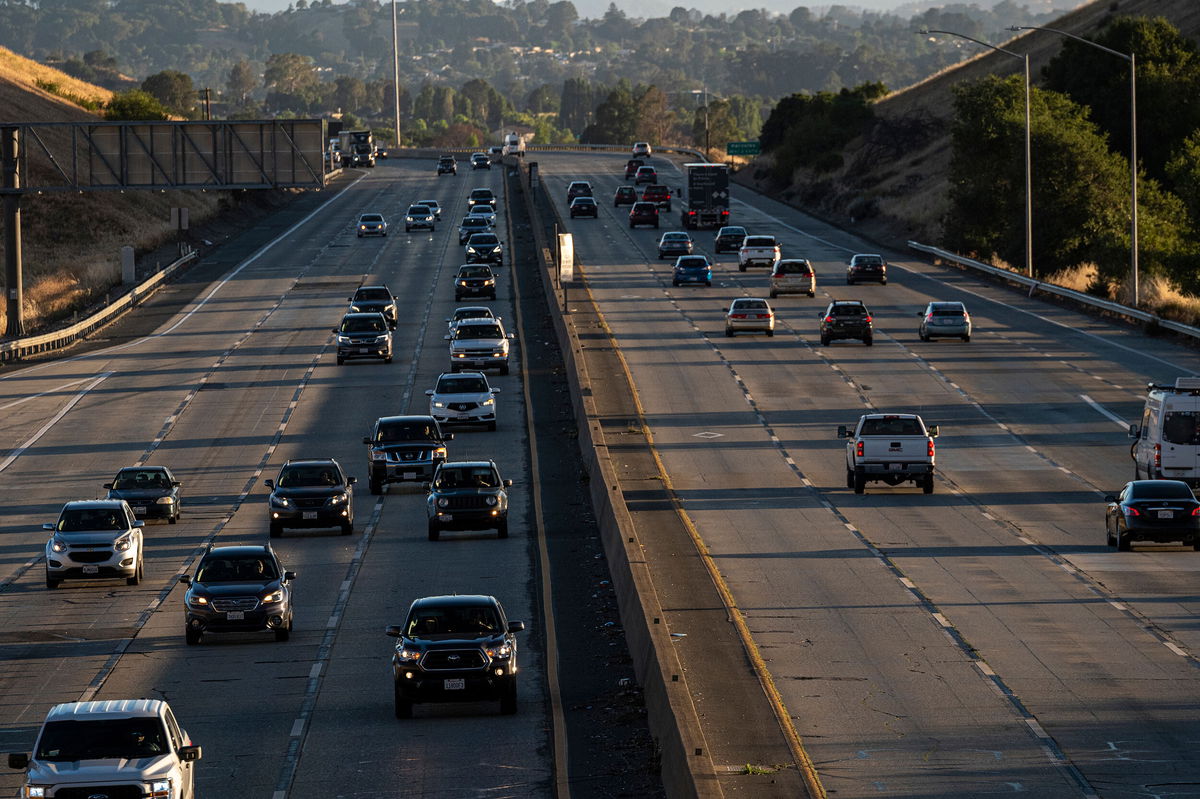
xmin=724 ymin=298 xmax=775 ymax=337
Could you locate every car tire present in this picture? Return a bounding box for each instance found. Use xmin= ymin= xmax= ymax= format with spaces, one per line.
xmin=385 ymin=354 xmax=393 ymax=363
xmin=738 ymin=263 xmax=747 ymax=272
xmin=337 ymin=357 xmax=345 ymax=365
xmin=853 ymin=471 xmax=865 ymax=495
xmin=920 ymin=331 xmax=929 ymax=342
xmin=269 ymin=522 xmax=282 ymax=539
xmin=275 ymin=623 xmax=291 ymax=642
xmin=863 ymin=337 xmax=873 ymax=346
xmin=500 ymin=683 xmax=518 ymax=715
xmin=1193 ymin=538 xmax=1200 ymax=552
xmin=846 ymin=468 xmax=854 ymax=489
xmin=1117 ymin=530 xmax=1132 ymax=552
xmin=341 ymin=521 xmax=353 ymax=536
xmin=185 ymin=627 xmax=202 ymax=646
xmin=808 ymin=291 xmax=815 ymax=298
xmin=820 ymin=335 xmax=830 ymax=347
xmin=705 ymin=281 xmax=712 ymax=287
xmin=770 ymin=291 xmax=777 ymax=298
xmin=168 ymin=513 xmax=177 ymax=524
xmin=45 ymin=572 xmax=60 ymax=590
xmin=672 ymin=280 xmax=679 ymax=287
xmin=369 ymin=476 xmax=383 ymax=495
xmin=497 ymin=520 xmax=509 ymax=539
xmin=127 ymin=558 xmax=143 ymax=586
xmin=394 ymin=683 xmax=413 ymax=719
xmin=487 ymin=421 xmax=497 ymax=432
xmin=962 ymin=334 xmax=971 ymax=342
xmin=500 ymin=364 xmax=510 ymax=376
xmin=922 ymin=474 xmax=934 ymax=494
xmin=725 ymin=328 xmax=733 ymax=337
xmin=653 ymin=222 xmax=659 ymax=228
xmin=1106 ymin=523 xmax=1115 ymax=547
xmin=881 ymin=279 xmax=888 ymax=285
xmin=450 ymin=364 xmax=460 ymax=373
xmin=428 ymin=522 xmax=440 ymax=542
xmin=847 ymin=278 xmax=854 ymax=285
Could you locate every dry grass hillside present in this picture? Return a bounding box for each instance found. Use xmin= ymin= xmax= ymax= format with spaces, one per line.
xmin=738 ymin=0 xmax=1200 ymax=284
xmin=0 ymin=46 xmax=222 ymax=334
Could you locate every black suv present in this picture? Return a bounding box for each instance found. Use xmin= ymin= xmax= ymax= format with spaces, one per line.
xmin=264 ymin=459 xmax=356 ymax=537
xmin=348 ymin=285 xmax=398 ymax=328
xmin=468 ymin=188 xmax=497 ymax=210
xmin=426 ymin=460 xmax=511 ymax=540
xmin=437 ymin=156 xmax=457 ymax=175
xmin=464 ymin=233 xmax=503 ymax=266
xmin=819 ymin=301 xmax=874 ymax=346
xmin=386 ymin=594 xmax=525 ymax=718
xmin=104 ymin=465 xmax=181 ymax=523
xmin=846 ymin=253 xmax=888 ymax=285
xmin=180 ymin=545 xmax=296 ymax=645
xmin=364 ymin=416 xmax=451 ymax=494
xmin=714 ymin=225 xmax=748 ymax=254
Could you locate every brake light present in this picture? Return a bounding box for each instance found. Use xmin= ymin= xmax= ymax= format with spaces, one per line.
xmin=1155 ymin=443 xmax=1162 ymax=468
xmin=856 ymin=441 xmax=864 ymax=458
xmin=824 ymin=316 xmax=834 ymax=323
xmin=1124 ymin=506 xmax=1141 ymax=516
xmin=925 ymin=314 xmax=934 ymax=322
xmin=927 ymin=439 xmax=935 ymax=457
xmin=864 ymin=315 xmax=872 ymax=323
xmin=1192 ymin=507 xmax=1200 ymax=517
xmin=730 ymin=313 xmax=746 ymax=319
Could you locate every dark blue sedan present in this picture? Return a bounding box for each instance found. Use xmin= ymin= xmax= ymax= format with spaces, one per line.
xmin=672 ymin=255 xmax=712 ymax=287
xmin=1105 ymin=479 xmax=1200 ymax=551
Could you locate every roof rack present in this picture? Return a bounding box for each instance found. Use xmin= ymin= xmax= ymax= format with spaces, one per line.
xmin=1147 ymin=378 xmax=1200 ymax=393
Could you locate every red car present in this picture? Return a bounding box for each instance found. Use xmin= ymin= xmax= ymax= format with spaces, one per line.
xmin=641 ymin=184 xmax=672 ymax=211
xmin=628 ymin=202 xmax=659 ymax=229
xmin=613 ymin=186 xmax=638 ymax=206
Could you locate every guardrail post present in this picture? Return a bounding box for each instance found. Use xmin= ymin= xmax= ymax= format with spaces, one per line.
xmin=2 ymin=126 xmax=25 ymax=338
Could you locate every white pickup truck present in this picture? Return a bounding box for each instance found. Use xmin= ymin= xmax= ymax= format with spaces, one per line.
xmin=737 ymin=235 xmax=780 ymax=272
xmin=839 ymin=413 xmax=939 ymax=494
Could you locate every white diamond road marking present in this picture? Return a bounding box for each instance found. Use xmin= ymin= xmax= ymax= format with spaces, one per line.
xmin=693 ymin=431 xmax=724 ymax=439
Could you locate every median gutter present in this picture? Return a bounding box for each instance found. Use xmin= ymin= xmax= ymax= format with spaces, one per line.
xmin=512 ymin=157 xmax=812 ymax=797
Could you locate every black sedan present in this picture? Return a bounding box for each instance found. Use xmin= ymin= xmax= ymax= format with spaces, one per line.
xmin=569 ymin=197 xmax=598 ymax=218
xmin=105 ymin=466 xmax=181 ymax=523
xmin=1106 ymin=480 xmax=1200 ymax=551
xmin=714 ymin=226 xmax=748 ymax=254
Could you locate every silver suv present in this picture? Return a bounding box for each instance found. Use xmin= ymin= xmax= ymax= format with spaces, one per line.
xmin=9 ymin=699 xmax=202 ymax=798
xmin=426 ymin=371 xmax=500 ymax=430
xmin=446 ymin=319 xmax=513 ymax=375
xmin=43 ymin=500 xmax=145 ymax=589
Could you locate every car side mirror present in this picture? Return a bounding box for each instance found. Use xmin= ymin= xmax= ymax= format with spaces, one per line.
xmin=927 ymin=425 xmax=939 ymax=438
xmin=444 ymin=433 xmax=455 ymax=441
xmin=8 ymin=753 xmax=29 ymax=770
xmin=837 ymin=425 xmax=850 ymax=438
xmin=422 ymin=482 xmax=432 ymax=491
xmin=444 ymin=317 xmax=451 ymax=322
xmin=179 ymin=575 xmax=191 ymax=586
xmin=347 ymin=476 xmax=357 ymax=485
xmin=172 ymin=481 xmax=181 ymax=487
xmin=425 ymin=390 xmax=435 ymax=396
xmin=362 ymin=436 xmax=372 ymax=445
xmin=508 ymin=333 xmax=515 ymax=339
xmin=42 ymin=523 xmax=55 ymax=531
xmin=284 ymin=571 xmax=297 ymax=581
xmin=263 ymin=479 xmax=274 ymax=489
xmin=1104 ymin=495 xmax=1117 ymax=503
xmin=504 ymin=479 xmax=513 ymax=487
xmin=132 ymin=520 xmax=145 ymax=528
xmin=508 ymin=620 xmax=525 ymax=633
xmin=179 ymin=746 xmax=202 ymax=763
xmin=916 ymin=311 xmax=924 ymax=316
xmin=1128 ymin=424 xmax=1139 ymax=439
xmin=491 ymin=388 xmax=501 ymax=393
xmin=443 ymin=335 xmax=451 ymax=340
xmin=385 ymin=624 xmax=403 ymax=638
xmin=103 ymin=482 xmax=113 ymax=490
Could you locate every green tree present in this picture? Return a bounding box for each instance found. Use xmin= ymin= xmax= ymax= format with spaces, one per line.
xmin=558 ymin=77 xmax=593 ymax=133
xmin=105 ymin=89 xmax=170 ymax=121
xmin=263 ymin=53 xmax=319 ymax=95
xmin=334 ymin=76 xmax=367 ymax=114
xmin=634 ymin=84 xmax=671 ymax=145
xmin=141 ymin=70 xmax=195 ymax=117
xmin=226 ymin=60 xmax=257 ymax=105
xmin=581 ymin=81 xmax=636 ymax=144
xmin=1166 ymin=131 xmax=1200 ymax=229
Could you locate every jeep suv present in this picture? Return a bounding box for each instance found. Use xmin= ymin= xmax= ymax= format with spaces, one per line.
xmin=819 ymin=300 xmax=874 ymax=346
xmin=43 ymin=500 xmax=145 ymax=589
xmin=180 ymin=544 xmax=296 ymax=644
xmin=364 ymin=416 xmax=451 ymax=494
xmin=468 ymin=187 xmax=497 ymax=210
xmin=642 ymin=184 xmax=672 ymax=211
xmin=464 ymin=233 xmax=503 ymax=266
xmin=454 ymin=264 xmax=497 ymax=301
xmin=9 ymin=699 xmax=201 ymax=798
xmin=385 ymin=594 xmax=524 ymax=717
xmin=426 ymin=460 xmax=512 ymax=539
xmin=264 ymin=458 xmax=356 ymax=537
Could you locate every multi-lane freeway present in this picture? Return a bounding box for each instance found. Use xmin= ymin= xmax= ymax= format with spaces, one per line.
xmin=3 ymin=148 xmax=1200 ymax=799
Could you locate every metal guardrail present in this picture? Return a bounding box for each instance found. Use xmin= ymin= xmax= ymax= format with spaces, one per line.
xmin=908 ymin=240 xmax=1200 ymax=340
xmin=0 ymin=247 xmax=197 ymax=362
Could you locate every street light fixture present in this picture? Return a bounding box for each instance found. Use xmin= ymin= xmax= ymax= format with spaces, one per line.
xmin=1011 ymin=24 xmax=1137 ymax=305
xmin=920 ymin=29 xmax=1033 ymax=279
xmin=391 ymin=0 xmax=401 ymax=149
xmin=690 ymin=87 xmax=709 ymax=158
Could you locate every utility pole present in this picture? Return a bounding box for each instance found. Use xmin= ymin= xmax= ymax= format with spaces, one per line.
xmin=2 ymin=126 xmax=24 ymax=338
xmin=392 ymin=0 xmax=401 ymax=148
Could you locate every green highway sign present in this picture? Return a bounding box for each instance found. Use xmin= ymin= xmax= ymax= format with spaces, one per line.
xmin=726 ymin=140 xmax=761 ymax=156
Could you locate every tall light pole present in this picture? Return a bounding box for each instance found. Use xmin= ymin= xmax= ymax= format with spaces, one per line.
xmin=1011 ymin=24 xmax=1137 ymax=305
xmin=920 ymin=29 xmax=1033 ymax=278
xmin=691 ymin=87 xmax=709 ymax=159
xmin=391 ymin=0 xmax=401 ymax=148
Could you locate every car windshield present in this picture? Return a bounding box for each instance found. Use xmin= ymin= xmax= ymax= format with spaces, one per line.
xmin=197 ymin=556 xmax=278 ymax=582
xmin=573 ymin=197 xmax=595 ymax=205
xmin=455 ymin=325 xmax=503 ymax=340
xmin=1162 ymin=412 xmax=1200 ymax=445
xmin=471 ymin=192 xmax=493 ymax=201
xmin=57 ymin=508 xmax=126 ymax=532
xmin=860 ymin=418 xmax=924 ymax=436
xmin=360 ymin=215 xmax=383 ymax=223
xmin=932 ymin=308 xmax=966 ymax=317
xmin=375 ymin=422 xmax=438 ymax=443
xmin=830 ymin=305 xmax=866 ymax=316
xmin=719 ymin=228 xmax=746 ymax=238
xmin=418 ymin=200 xmax=438 ymax=209
xmin=1129 ymin=481 xmax=1196 ymax=499
xmin=633 ymin=204 xmax=655 ymax=212
xmin=340 ymin=316 xmax=386 ymax=333
xmin=462 ymin=218 xmax=487 ymax=228
xmin=459 ymin=267 xmax=491 ymax=278
xmin=454 ymin=309 xmax=491 ymax=321
xmin=677 ymin=258 xmax=707 ymax=269
xmin=111 ymin=470 xmax=170 ymax=490
xmin=405 ymin=605 xmax=501 ymax=636
xmin=278 ymin=466 xmax=341 ymax=487
xmin=777 ymin=262 xmax=811 ymax=274
xmin=735 ymin=300 xmax=768 ymax=310
xmin=434 ymin=466 xmax=500 ymax=489
xmin=469 ymin=235 xmax=499 ymax=246
xmin=437 ymin=376 xmax=488 ymax=393
xmin=35 ymin=718 xmax=170 ymax=762
xmin=470 ymin=206 xmax=492 ymax=214
xmin=408 ymin=206 xmax=430 ymax=214
xmin=744 ymin=237 xmax=775 ymax=247
xmin=354 ymin=288 xmax=391 ymax=301
xmin=854 ymin=256 xmax=884 ymax=265
xmin=663 ymin=234 xmax=688 ymax=242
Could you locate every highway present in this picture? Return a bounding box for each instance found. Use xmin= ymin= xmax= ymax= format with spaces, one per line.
xmin=537 ymin=151 xmax=1200 ymax=799
xmin=0 ymin=161 xmax=604 ymax=798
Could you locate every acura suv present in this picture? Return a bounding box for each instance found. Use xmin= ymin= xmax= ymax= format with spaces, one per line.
xmin=426 ymin=371 xmax=500 ymax=430
xmin=264 ymin=458 xmax=356 ymax=537
xmin=426 ymin=460 xmax=512 ymax=540
xmin=43 ymin=500 xmax=145 ymax=589
xmin=364 ymin=415 xmax=451 ymax=494
xmin=386 ymin=594 xmax=524 ymax=718
xmin=180 ymin=544 xmax=296 ymax=644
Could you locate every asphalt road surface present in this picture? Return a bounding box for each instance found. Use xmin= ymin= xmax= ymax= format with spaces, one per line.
xmin=539 ymin=151 xmax=1200 ymax=799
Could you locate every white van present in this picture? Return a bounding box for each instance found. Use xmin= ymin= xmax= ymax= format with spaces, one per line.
xmin=1130 ymin=378 xmax=1200 ymax=485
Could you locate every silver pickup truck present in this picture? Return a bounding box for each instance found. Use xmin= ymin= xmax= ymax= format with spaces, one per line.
xmin=737 ymin=235 xmax=781 ymax=272
xmin=839 ymin=413 xmax=938 ymax=494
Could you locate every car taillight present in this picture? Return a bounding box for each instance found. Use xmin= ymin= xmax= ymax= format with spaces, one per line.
xmin=1125 ymin=506 xmax=1141 ymax=516
xmin=1192 ymin=506 xmax=1200 ymax=517
xmin=927 ymin=439 xmax=935 ymax=457
xmin=864 ymin=315 xmax=872 ymax=323
xmin=1155 ymin=443 xmax=1162 ymax=467
xmin=687 ymin=210 xmax=696 ymax=217
xmin=856 ymin=441 xmax=864 ymax=458
xmin=824 ymin=316 xmax=834 ymax=322
xmin=925 ymin=314 xmax=934 ymax=322
xmin=731 ymin=313 xmax=746 ymax=319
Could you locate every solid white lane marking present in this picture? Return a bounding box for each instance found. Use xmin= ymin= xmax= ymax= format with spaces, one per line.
xmin=1080 ymin=394 xmax=1133 ymax=430
xmin=0 ymin=373 xmax=111 ymax=473
xmin=290 ymin=719 xmax=304 ymax=737
xmin=1165 ymin=642 xmax=1187 ymax=657
xmin=0 ymin=377 xmax=91 ymax=410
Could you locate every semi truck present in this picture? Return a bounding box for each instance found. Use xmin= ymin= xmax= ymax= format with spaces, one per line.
xmin=680 ymin=163 xmax=730 ymax=229
xmin=339 ymin=129 xmax=376 ymax=168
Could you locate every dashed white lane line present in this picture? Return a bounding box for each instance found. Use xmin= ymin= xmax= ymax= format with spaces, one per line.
xmin=1081 ymin=394 xmax=1135 ymax=430
xmin=0 ymin=377 xmax=92 ymax=410
xmin=0 ymin=373 xmax=111 ymax=474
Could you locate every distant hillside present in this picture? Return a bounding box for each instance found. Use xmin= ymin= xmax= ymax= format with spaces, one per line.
xmin=0 ymin=46 xmax=112 ymax=120
xmin=738 ymin=0 xmax=1200 ymax=253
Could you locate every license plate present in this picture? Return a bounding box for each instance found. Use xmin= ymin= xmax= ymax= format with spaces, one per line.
xmin=440 ymin=514 xmax=454 ymax=521
xmin=889 ymin=463 xmax=902 ymax=470
xmin=444 ymin=679 xmax=465 ymax=690
xmin=132 ymin=506 xmax=147 ymax=514
xmin=1158 ymin=510 xmax=1174 ymax=519
xmin=82 ymin=565 xmax=99 ymax=575
xmin=359 ymin=347 xmax=370 ymax=353
xmin=402 ymin=471 xmax=416 ymax=480
xmin=302 ymin=511 xmax=317 ymax=520
xmin=226 ymin=611 xmax=244 ymax=620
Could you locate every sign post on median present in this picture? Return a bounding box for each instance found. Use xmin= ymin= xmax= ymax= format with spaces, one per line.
xmin=558 ymin=233 xmax=574 ymax=314
xmin=726 ymin=140 xmax=761 ymax=157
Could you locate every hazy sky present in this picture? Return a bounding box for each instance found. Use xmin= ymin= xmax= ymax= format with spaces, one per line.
xmin=240 ymin=0 xmax=928 ymax=18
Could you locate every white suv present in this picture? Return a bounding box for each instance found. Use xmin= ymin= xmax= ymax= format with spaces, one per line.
xmin=445 ymin=319 xmax=513 ymax=375
xmin=426 ymin=371 xmax=500 ymax=430
xmin=43 ymin=500 xmax=145 ymax=589
xmin=9 ymin=699 xmax=202 ymax=798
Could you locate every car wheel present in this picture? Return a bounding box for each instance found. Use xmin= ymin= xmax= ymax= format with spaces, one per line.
xmin=500 ymin=364 xmax=510 ymax=376
xmin=808 ymin=291 xmax=815 ymax=298
xmin=127 ymin=557 xmax=143 ymax=586
xmin=1117 ymin=530 xmax=1132 ymax=552
xmin=450 ymin=364 xmax=460 ymax=373
xmin=428 ymin=522 xmax=440 ymax=541
xmin=705 ymin=281 xmax=712 ymax=287
xmin=770 ymin=291 xmax=777 ymax=298
xmin=820 ymin=335 xmax=830 ymax=347
xmin=1193 ymin=538 xmax=1200 ymax=552
xmin=394 ymin=683 xmax=413 ymax=719
xmin=853 ymin=471 xmax=865 ymax=495
xmin=185 ymin=627 xmax=202 ymax=645
xmin=863 ymin=337 xmax=873 ymax=346
xmin=168 ymin=512 xmax=177 ymax=524
xmin=725 ymin=328 xmax=733 ymax=337
xmin=499 ymin=682 xmax=518 ymax=715
xmin=1106 ymin=522 xmax=1114 ymax=547
xmin=962 ymin=334 xmax=971 ymax=342
xmin=336 ymin=357 xmax=345 ymax=365
xmin=881 ymin=279 xmax=888 ymax=285
xmin=847 ymin=278 xmax=854 ymax=285
xmin=341 ymin=521 xmax=353 ymax=536
xmin=846 ymin=468 xmax=854 ymax=489
xmin=922 ymin=474 xmax=934 ymax=494
xmin=920 ymin=331 xmax=929 ymax=342
xmin=369 ymin=476 xmax=383 ymax=495
xmin=487 ymin=421 xmax=497 ymax=432
xmin=385 ymin=355 xmax=393 ymax=363
xmin=45 ymin=572 xmax=60 ymax=590
xmin=275 ymin=624 xmax=291 ymax=642
xmin=738 ymin=264 xmax=747 ymax=272
xmin=653 ymin=222 xmax=659 ymax=228
xmin=270 ymin=522 xmax=282 ymax=539
xmin=497 ymin=520 xmax=509 ymax=539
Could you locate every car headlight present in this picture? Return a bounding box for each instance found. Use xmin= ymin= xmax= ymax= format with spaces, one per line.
xmin=486 ymin=643 xmax=512 ymax=658
xmin=481 ymin=398 xmax=494 ymax=407
xmin=329 ymin=493 xmax=347 ymax=506
xmin=359 ymin=225 xmax=367 ymax=230
xmin=188 ymin=593 xmax=209 ymax=607
xmin=270 ymin=495 xmax=290 ymax=507
xmin=261 ymin=589 xmax=284 ymax=604
xmin=485 ymin=496 xmax=498 ymax=506
xmin=148 ymin=779 xmax=172 ymax=798
xmin=483 ymin=279 xmax=495 ymax=286
xmin=50 ymin=537 xmax=67 ymax=553
xmin=437 ymin=497 xmax=450 ymax=508
xmin=384 ymin=304 xmax=395 ymax=313
xmin=114 ymin=534 xmax=133 ymax=552
xmin=432 ymin=401 xmax=446 ymax=408
xmin=374 ymin=335 xmax=389 ymax=344
xmin=156 ymin=496 xmax=174 ymax=505
xmin=337 ymin=335 xmax=351 ymax=345
xmin=433 ymin=447 xmax=447 ymax=458
xmin=371 ymin=449 xmax=387 ymax=461
xmin=24 ymin=786 xmax=48 ymax=798
xmin=397 ymin=646 xmax=420 ymax=662
xmin=406 ymin=216 xmax=415 ymax=222
xmin=349 ymin=305 xmax=362 ymax=312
